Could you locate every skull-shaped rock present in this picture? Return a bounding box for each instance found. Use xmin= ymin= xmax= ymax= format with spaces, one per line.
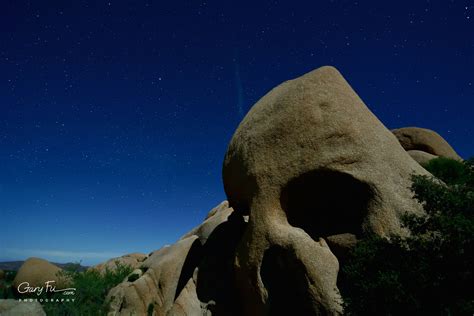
xmin=222 ymin=66 xmax=429 ymax=315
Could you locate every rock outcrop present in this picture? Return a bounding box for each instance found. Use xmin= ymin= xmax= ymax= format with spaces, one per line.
xmin=102 ymin=66 xmax=462 ymax=316
xmin=392 ymin=127 xmax=461 ymax=161
xmin=13 ymin=257 xmax=67 ymax=290
xmin=106 ymin=202 xmax=244 ymax=315
xmin=0 ymin=299 xmax=46 ymax=316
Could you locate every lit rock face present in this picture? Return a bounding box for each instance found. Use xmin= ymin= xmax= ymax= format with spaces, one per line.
xmin=222 ymin=66 xmax=429 ymax=315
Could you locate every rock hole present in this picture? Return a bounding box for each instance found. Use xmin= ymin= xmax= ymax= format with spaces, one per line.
xmin=280 ymin=169 xmax=372 ymax=239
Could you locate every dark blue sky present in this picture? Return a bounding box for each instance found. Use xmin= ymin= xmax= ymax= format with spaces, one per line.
xmin=1 ymin=0 xmax=473 ymax=265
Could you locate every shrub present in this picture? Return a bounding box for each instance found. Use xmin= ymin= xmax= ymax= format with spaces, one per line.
xmin=340 ymin=157 xmax=474 ymax=315
xmin=41 ymin=262 xmax=133 ymax=315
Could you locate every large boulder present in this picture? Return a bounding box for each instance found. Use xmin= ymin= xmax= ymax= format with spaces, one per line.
xmin=13 ymin=258 xmax=66 ymax=290
xmin=0 ymin=299 xmax=45 ymax=316
xmin=91 ymin=253 xmax=147 ymax=274
xmin=392 ymin=127 xmax=462 ymax=160
xmin=222 ymin=66 xmax=429 ymax=315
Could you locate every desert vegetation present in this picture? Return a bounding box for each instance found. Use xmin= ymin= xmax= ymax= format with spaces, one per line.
xmin=340 ymin=157 xmax=474 ymax=315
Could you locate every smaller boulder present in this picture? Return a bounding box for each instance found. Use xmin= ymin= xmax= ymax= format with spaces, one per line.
xmin=13 ymin=258 xmax=66 ymax=290
xmin=407 ymin=150 xmax=438 ymax=166
xmin=91 ymin=253 xmax=147 ymax=274
xmin=0 ymin=299 xmax=46 ymax=316
xmin=392 ymin=127 xmax=461 ymax=160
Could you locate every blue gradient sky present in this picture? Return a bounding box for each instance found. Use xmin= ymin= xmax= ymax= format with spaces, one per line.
xmin=1 ymin=1 xmax=473 ymax=265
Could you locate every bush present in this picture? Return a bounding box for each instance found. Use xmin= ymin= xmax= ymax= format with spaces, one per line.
xmin=340 ymin=157 xmax=474 ymax=315
xmin=0 ymin=270 xmax=17 ymax=299
xmin=41 ymin=262 xmax=133 ymax=316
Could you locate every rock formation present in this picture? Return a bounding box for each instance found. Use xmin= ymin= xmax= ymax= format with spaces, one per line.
xmin=106 ymin=203 xmax=244 ymax=315
xmin=222 ymin=65 xmax=431 ymax=315
xmin=392 ymin=127 xmax=461 ymax=161
xmin=104 ymin=66 xmax=459 ymax=315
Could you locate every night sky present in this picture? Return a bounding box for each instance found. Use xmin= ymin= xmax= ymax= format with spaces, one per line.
xmin=1 ymin=1 xmax=473 ymax=265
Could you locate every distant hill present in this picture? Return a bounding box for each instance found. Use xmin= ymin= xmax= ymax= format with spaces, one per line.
xmin=0 ymin=261 xmax=88 ymax=272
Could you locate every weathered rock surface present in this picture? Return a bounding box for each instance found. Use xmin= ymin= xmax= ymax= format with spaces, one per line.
xmin=392 ymin=127 xmax=461 ymax=160
xmin=92 ymin=253 xmax=147 ymax=274
xmin=407 ymin=149 xmax=438 ymax=165
xmin=222 ymin=66 xmax=430 ymax=315
xmin=0 ymin=299 xmax=46 ymax=316
xmin=0 ymin=269 xmax=4 ymax=280
xmin=13 ymin=257 xmax=66 ymax=290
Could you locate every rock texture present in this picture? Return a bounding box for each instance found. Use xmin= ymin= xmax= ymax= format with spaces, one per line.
xmin=222 ymin=66 xmax=429 ymax=315
xmin=0 ymin=299 xmax=46 ymax=316
xmin=13 ymin=257 xmax=66 ymax=290
xmin=92 ymin=253 xmax=147 ymax=274
xmin=392 ymin=127 xmax=461 ymax=160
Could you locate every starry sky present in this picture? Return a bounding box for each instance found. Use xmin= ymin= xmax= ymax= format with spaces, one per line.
xmin=1 ymin=1 xmax=473 ymax=265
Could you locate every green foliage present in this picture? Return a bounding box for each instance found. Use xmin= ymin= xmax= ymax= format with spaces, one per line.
xmin=0 ymin=270 xmax=17 ymax=299
xmin=340 ymin=157 xmax=474 ymax=315
xmin=127 ymin=272 xmax=140 ymax=282
xmin=422 ymin=157 xmax=472 ymax=186
xmin=41 ymin=262 xmax=133 ymax=316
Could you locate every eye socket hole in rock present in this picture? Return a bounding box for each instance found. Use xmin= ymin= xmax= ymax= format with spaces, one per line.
xmin=280 ymin=169 xmax=373 ymax=239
